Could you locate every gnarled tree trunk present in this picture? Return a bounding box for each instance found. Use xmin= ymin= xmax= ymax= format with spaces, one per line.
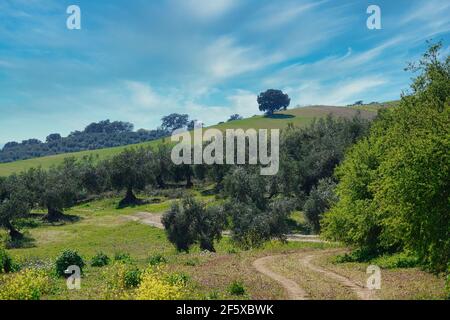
xmin=4 ymin=221 xmax=23 ymax=240
xmin=186 ymin=174 xmax=193 ymax=188
xmin=118 ymin=186 xmax=141 ymax=208
xmin=200 ymin=239 xmax=216 ymax=252
xmin=44 ymin=206 xmax=65 ymax=222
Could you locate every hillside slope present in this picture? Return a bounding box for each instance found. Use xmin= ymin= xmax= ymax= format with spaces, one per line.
xmin=0 ymin=105 xmax=380 ymax=176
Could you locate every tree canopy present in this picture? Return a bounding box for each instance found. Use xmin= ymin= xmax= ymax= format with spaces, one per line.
xmin=322 ymin=42 xmax=450 ymax=272
xmin=257 ymin=89 xmax=291 ymax=115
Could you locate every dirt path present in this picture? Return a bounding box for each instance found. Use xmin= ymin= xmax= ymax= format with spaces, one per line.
xmin=252 ymin=255 xmax=309 ymax=300
xmin=124 ymin=212 xmax=164 ymax=229
xmin=299 ymin=251 xmax=377 ymax=300
xmin=253 ymin=251 xmax=377 ymax=300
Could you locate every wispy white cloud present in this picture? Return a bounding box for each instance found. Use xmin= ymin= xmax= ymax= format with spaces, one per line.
xmin=124 ymin=81 xmax=164 ymax=110
xmin=252 ymin=0 xmax=328 ymax=30
xmin=287 ymin=76 xmax=388 ymax=106
xmin=203 ymin=36 xmax=283 ymax=80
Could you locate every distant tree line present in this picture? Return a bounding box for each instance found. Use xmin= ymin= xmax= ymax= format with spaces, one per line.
xmin=0 ymin=112 xmax=249 ymax=164
xmin=0 ymin=120 xmax=167 ymax=163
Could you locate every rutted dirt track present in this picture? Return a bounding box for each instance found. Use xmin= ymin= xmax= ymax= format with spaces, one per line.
xmin=300 ymin=251 xmax=376 ymax=300
xmin=252 ymin=251 xmax=377 ymax=300
xmin=252 ymin=255 xmax=309 ymax=300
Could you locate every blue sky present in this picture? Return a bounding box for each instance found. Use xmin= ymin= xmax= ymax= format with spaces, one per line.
xmin=0 ymin=0 xmax=449 ymax=146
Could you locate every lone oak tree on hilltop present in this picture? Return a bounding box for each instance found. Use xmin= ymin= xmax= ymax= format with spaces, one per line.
xmin=257 ymin=89 xmax=291 ymax=115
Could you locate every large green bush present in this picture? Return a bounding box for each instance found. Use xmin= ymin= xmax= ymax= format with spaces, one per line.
xmin=55 ymin=250 xmax=85 ymax=277
xmin=322 ymin=42 xmax=450 ymax=272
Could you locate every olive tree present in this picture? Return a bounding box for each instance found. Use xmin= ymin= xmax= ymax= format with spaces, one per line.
xmin=105 ymin=148 xmax=155 ymax=207
xmin=0 ymin=175 xmax=29 ymax=240
xmin=21 ymin=159 xmax=83 ymax=221
xmin=162 ymin=197 xmax=226 ymax=252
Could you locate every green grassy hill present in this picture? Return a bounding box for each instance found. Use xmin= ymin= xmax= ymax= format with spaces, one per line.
xmin=0 ymin=105 xmax=385 ymax=176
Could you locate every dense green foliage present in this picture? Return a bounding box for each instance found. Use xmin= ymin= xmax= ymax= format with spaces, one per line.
xmin=303 ymin=178 xmax=337 ymax=233
xmin=103 ymin=148 xmax=155 ymax=207
xmin=257 ymin=89 xmax=291 ymax=115
xmin=55 ymin=250 xmax=85 ymax=277
xmin=161 ymin=113 xmax=189 ymax=133
xmin=162 ymin=197 xmax=226 ymax=252
xmin=322 ymin=43 xmax=450 ymax=272
xmin=224 ymin=168 xmax=293 ymax=249
xmin=277 ymin=114 xmax=370 ymax=199
xmin=91 ymin=252 xmax=110 ymax=267
xmin=20 ymin=159 xmax=85 ymax=221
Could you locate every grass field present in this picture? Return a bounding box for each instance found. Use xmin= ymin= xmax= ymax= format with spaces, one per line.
xmin=0 ymin=105 xmax=383 ymax=176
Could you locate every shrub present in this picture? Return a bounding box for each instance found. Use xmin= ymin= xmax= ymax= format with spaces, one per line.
xmin=136 ymin=269 xmax=185 ymax=300
xmin=0 ymin=248 xmax=15 ymax=273
xmin=114 ymin=252 xmax=132 ymax=263
xmin=227 ymin=248 xmax=239 ymax=254
xmin=104 ymin=263 xmax=142 ymax=300
xmin=228 ymin=280 xmax=246 ymax=296
xmin=124 ymin=268 xmax=142 ymax=288
xmin=91 ymin=252 xmax=110 ymax=267
xmin=55 ymin=250 xmax=85 ymax=277
xmin=166 ymin=272 xmax=190 ymax=286
xmin=334 ymin=251 xmax=419 ymax=269
xmin=373 ymin=252 xmax=419 ymax=269
xmin=333 ymin=249 xmax=377 ymax=264
xmin=0 ymin=269 xmax=52 ymax=300
xmin=148 ymin=253 xmax=167 ymax=266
